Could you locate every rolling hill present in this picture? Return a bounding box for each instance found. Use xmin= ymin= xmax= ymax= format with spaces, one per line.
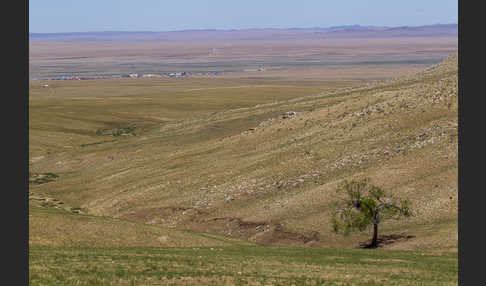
xmin=29 ymin=53 xmax=458 ymax=253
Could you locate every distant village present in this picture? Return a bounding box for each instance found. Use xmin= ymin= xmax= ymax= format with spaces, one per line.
xmin=31 ymin=71 xmax=221 ymax=81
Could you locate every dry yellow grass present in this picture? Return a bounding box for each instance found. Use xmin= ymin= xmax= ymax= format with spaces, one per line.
xmin=29 ymin=204 xmax=254 ymax=248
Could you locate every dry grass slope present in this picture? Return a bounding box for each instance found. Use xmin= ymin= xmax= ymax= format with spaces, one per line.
xmin=29 ymin=53 xmax=457 ymax=252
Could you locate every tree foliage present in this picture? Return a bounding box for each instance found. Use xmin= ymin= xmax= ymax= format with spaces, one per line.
xmin=330 ymin=178 xmax=412 ymax=247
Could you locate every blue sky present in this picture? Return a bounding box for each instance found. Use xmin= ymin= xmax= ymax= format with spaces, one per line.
xmin=29 ymin=0 xmax=458 ymax=33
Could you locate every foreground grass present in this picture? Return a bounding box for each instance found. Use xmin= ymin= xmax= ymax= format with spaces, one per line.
xmin=30 ymin=245 xmax=457 ymax=285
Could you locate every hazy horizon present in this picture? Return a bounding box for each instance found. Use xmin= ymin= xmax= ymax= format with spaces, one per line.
xmin=29 ymin=23 xmax=458 ymax=35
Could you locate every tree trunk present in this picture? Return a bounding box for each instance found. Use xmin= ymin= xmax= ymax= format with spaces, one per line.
xmin=371 ymin=223 xmax=378 ymax=248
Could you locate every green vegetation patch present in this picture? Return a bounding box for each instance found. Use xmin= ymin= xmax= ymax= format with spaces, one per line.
xmin=112 ymin=126 xmax=137 ymax=137
xmin=29 ymin=172 xmax=59 ymax=185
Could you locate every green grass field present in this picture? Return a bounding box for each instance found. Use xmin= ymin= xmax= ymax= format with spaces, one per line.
xmin=30 ymin=245 xmax=457 ymax=285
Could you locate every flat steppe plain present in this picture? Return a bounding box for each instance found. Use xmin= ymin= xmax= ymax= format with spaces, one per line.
xmin=29 ymin=39 xmax=457 ymax=284
xmin=29 ymin=37 xmax=457 ymax=79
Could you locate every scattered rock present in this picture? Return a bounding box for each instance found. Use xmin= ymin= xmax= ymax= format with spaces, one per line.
xmin=282 ymin=111 xmax=297 ymax=119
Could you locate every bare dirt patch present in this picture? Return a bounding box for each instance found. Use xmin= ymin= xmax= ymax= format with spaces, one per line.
xmin=188 ymin=216 xmax=321 ymax=246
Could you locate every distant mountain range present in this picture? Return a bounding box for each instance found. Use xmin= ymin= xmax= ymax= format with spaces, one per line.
xmin=30 ymin=24 xmax=457 ymax=42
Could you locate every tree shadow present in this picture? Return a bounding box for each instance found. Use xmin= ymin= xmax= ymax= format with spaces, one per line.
xmin=359 ymin=233 xmax=416 ymax=249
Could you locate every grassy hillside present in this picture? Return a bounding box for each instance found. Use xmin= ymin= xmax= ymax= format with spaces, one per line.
xmin=29 ymin=54 xmax=457 ymax=253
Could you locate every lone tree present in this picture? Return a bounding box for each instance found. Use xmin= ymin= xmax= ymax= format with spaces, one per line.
xmin=330 ymin=178 xmax=412 ymax=248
